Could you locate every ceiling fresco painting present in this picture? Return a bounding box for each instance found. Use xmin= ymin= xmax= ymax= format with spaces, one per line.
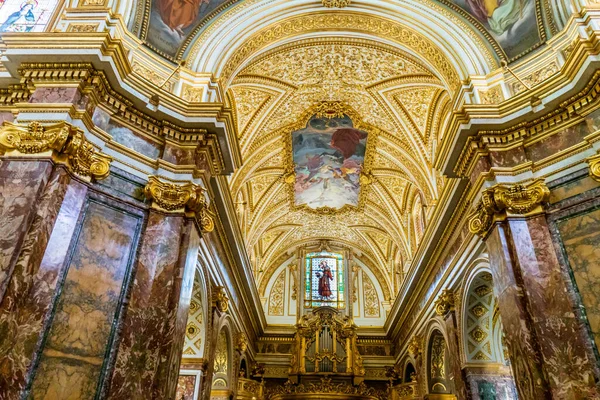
xmin=292 ymin=113 xmax=368 ymax=210
xmin=445 ymin=0 xmax=543 ymax=59
xmin=146 ymin=0 xmax=235 ymax=57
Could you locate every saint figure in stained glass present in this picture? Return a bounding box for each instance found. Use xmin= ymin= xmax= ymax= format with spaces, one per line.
xmin=316 ymin=260 xmax=333 ymax=298
xmin=304 ymin=251 xmax=344 ymax=309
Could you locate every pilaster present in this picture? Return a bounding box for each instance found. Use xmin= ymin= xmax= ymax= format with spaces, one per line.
xmin=469 ymin=179 xmax=600 ymax=399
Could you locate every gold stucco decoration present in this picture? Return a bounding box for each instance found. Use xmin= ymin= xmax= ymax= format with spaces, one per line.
xmin=0 ymin=121 xmax=112 ymax=180
xmin=586 ymin=153 xmax=600 ymax=183
xmin=407 ymin=336 xmax=422 ymax=357
xmin=144 ymin=176 xmax=215 ymax=232
xmin=322 ymin=0 xmax=351 ymax=7
xmin=213 ymin=286 xmax=229 ymax=313
xmin=468 ymin=179 xmax=550 ymax=238
xmin=434 ymin=289 xmax=455 ymax=317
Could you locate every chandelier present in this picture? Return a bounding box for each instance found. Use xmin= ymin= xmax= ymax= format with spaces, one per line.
xmin=322 ymin=0 xmax=351 ymax=8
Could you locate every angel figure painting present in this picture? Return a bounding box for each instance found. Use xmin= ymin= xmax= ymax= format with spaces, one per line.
xmin=0 ymin=0 xmax=58 ymax=32
xmin=146 ymin=0 xmax=233 ymax=57
xmin=449 ymin=0 xmax=541 ymax=59
xmin=292 ymin=114 xmax=368 ymax=210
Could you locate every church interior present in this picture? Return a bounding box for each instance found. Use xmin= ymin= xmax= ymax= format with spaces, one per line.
xmin=1 ymin=0 xmax=600 ymax=399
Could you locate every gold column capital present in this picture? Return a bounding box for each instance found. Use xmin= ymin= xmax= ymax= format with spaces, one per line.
xmin=586 ymin=153 xmax=600 ymax=182
xmin=212 ymin=286 xmax=229 ymax=313
xmin=144 ymin=176 xmax=215 ymax=232
xmin=0 ymin=121 xmax=111 ymax=180
xmin=468 ymin=179 xmax=550 ymax=238
xmin=434 ymin=289 xmax=455 ymax=317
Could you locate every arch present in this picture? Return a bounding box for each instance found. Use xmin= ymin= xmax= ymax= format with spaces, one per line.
xmin=182 ymin=266 xmax=210 ymax=359
xmin=210 ymin=323 xmax=234 ymax=398
xmin=184 ymin=0 xmax=499 ymax=82
xmin=462 ymin=269 xmax=503 ymax=363
xmin=403 ymin=361 xmax=417 ymax=383
xmin=425 ymin=325 xmax=454 ymax=396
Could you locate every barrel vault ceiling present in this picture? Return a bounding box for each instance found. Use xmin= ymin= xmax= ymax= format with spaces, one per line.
xmin=227 ymin=37 xmax=452 ymax=300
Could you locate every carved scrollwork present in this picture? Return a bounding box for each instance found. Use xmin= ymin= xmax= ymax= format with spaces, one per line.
xmin=434 ymin=289 xmax=455 ymax=317
xmin=586 ymin=153 xmax=600 ymax=183
xmin=144 ymin=176 xmax=215 ymax=232
xmin=236 ymin=333 xmax=248 ymax=353
xmin=0 ymin=121 xmax=112 ymax=180
xmin=212 ymin=286 xmax=229 ymax=313
xmin=468 ymin=179 xmax=550 ymax=237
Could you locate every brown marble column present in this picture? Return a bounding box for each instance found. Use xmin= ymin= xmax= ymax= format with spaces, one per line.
xmin=106 ymin=177 xmax=210 ymax=400
xmin=434 ymin=290 xmax=470 ymax=400
xmin=0 ymin=121 xmax=112 ymax=398
xmin=470 ymin=179 xmax=600 ymax=400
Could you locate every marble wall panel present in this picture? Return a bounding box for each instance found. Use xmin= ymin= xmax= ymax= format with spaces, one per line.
xmin=175 ymin=375 xmax=197 ymax=400
xmin=28 ymin=87 xmax=81 ymax=104
xmin=28 ymin=200 xmax=142 ymax=399
xmin=107 ymin=214 xmax=199 ymax=400
xmin=555 ymin=206 xmax=600 ymax=352
xmin=0 ymin=168 xmax=86 ymax=398
xmin=525 ymin=108 xmax=600 ymax=162
xmin=0 ymin=160 xmax=53 ymax=301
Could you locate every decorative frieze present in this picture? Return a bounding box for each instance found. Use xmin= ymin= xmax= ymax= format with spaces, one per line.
xmin=0 ymin=121 xmax=111 ymax=180
xmin=322 ymin=0 xmax=351 ymax=7
xmin=434 ymin=289 xmax=455 ymax=317
xmin=468 ymin=179 xmax=550 ymax=238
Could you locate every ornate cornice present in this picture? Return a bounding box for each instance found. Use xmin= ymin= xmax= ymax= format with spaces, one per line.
xmin=586 ymin=153 xmax=600 ymax=182
xmin=434 ymin=289 xmax=455 ymax=317
xmin=144 ymin=176 xmax=215 ymax=232
xmin=0 ymin=121 xmax=111 ymax=180
xmin=468 ymin=179 xmax=550 ymax=238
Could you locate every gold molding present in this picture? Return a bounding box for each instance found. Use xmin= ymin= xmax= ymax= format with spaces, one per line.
xmin=468 ymin=179 xmax=550 ymax=238
xmin=434 ymin=289 xmax=455 ymax=317
xmin=144 ymin=176 xmax=215 ymax=232
xmin=322 ymin=0 xmax=351 ymax=7
xmin=0 ymin=121 xmax=111 ymax=180
xmin=586 ymin=153 xmax=600 ymax=182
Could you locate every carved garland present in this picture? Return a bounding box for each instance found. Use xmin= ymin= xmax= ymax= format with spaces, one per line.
xmin=468 ymin=179 xmax=550 ymax=238
xmin=0 ymin=121 xmax=112 ymax=180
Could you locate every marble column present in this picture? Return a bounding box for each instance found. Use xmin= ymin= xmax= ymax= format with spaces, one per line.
xmin=106 ymin=177 xmax=207 ymax=400
xmin=0 ymin=120 xmax=112 ymax=398
xmin=434 ymin=290 xmax=469 ymax=400
xmin=470 ymin=180 xmax=600 ymax=400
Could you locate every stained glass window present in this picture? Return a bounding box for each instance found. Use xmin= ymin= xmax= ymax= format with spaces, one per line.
xmin=304 ymin=251 xmax=344 ymax=309
xmin=0 ymin=0 xmax=59 ymax=33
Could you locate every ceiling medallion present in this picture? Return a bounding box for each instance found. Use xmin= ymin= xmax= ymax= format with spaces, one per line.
xmin=322 ymin=0 xmax=351 ymax=7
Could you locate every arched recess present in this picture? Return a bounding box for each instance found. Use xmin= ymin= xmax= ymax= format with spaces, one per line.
xmin=404 ymin=361 xmax=417 ymax=383
xmin=425 ymin=328 xmax=455 ymax=396
xmin=460 ymin=263 xmax=517 ymax=399
xmin=182 ymin=267 xmax=210 ymax=359
xmin=210 ymin=325 xmax=233 ymax=399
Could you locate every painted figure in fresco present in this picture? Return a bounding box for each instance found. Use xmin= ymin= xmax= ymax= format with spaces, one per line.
xmin=0 ymin=0 xmax=37 ymax=32
xmin=330 ymin=127 xmax=367 ymax=159
xmin=316 ymin=260 xmax=333 ymax=298
xmin=156 ymin=0 xmax=209 ymax=37
xmin=465 ymin=0 xmax=531 ymax=35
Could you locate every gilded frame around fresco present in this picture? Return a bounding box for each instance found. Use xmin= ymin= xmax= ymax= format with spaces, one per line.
xmin=282 ymin=101 xmax=377 ymax=216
